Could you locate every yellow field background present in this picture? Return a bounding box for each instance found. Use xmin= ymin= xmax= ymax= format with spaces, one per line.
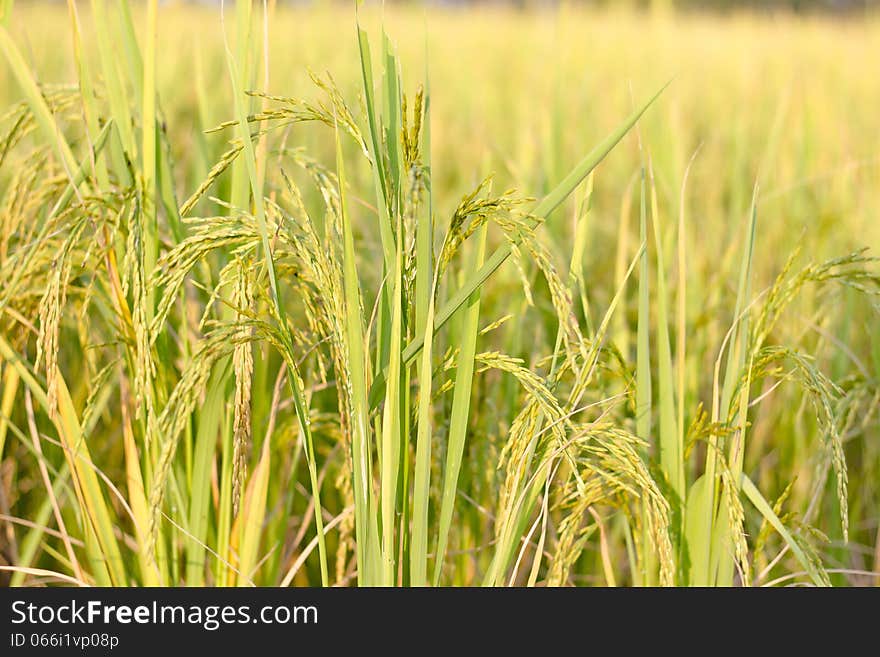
xmin=7 ymin=3 xmax=879 ymax=255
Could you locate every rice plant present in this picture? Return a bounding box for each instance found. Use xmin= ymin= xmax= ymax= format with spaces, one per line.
xmin=0 ymin=1 xmax=878 ymax=587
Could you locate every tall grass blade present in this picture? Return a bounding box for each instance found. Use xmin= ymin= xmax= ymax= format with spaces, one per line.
xmin=649 ymin=162 xmax=683 ymax=507
xmin=433 ymin=224 xmax=487 ymax=586
xmin=337 ymin=110 xmax=381 ymax=586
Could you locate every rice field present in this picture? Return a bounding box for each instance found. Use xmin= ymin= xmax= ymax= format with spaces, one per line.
xmin=0 ymin=1 xmax=878 ymax=587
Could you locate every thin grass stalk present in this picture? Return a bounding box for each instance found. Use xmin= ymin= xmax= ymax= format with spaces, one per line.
xmin=410 ymin=277 xmax=438 ymax=586
xmin=141 ymin=0 xmax=159 ymax=306
xmin=223 ymin=0 xmax=328 ymax=584
xmin=636 ymin=166 xmax=655 ymax=586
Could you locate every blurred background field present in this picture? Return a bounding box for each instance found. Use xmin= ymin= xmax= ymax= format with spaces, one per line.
xmin=6 ymin=2 xmax=879 ymax=259
xmin=1 ymin=1 xmax=878 ymax=587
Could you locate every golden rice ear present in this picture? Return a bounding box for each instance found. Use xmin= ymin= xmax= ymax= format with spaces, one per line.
xmin=149 ymin=214 xmax=262 ymax=337
xmin=232 ymin=257 xmax=255 ymax=517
